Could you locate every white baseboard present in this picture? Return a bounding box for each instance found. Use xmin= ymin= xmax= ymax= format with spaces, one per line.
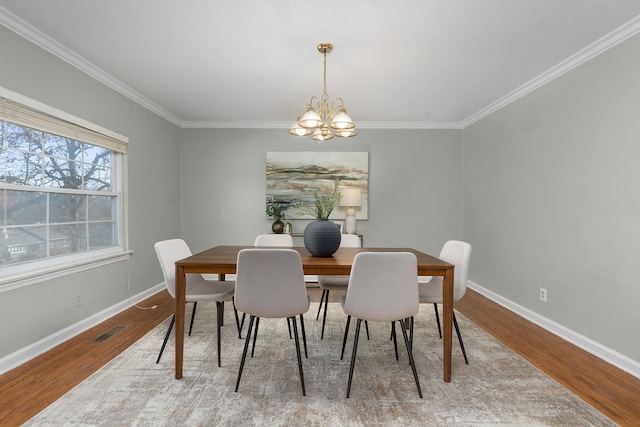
xmin=0 ymin=283 xmax=165 ymax=376
xmin=467 ymin=281 xmax=640 ymax=379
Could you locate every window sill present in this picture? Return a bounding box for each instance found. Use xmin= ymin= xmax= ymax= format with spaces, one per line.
xmin=0 ymin=249 xmax=133 ymax=293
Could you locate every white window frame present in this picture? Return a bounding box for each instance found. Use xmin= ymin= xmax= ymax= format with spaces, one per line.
xmin=0 ymin=87 xmax=130 ymax=292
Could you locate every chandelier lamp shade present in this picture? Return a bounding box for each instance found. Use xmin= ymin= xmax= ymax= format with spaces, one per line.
xmin=289 ymin=43 xmax=356 ymax=141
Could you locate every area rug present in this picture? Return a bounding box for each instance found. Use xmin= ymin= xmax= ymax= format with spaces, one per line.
xmin=25 ymin=302 xmax=614 ymax=426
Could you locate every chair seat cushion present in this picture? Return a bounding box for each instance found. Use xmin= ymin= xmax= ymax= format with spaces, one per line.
xmin=185 ymin=278 xmax=235 ymax=302
xmin=318 ymin=275 xmax=349 ymax=290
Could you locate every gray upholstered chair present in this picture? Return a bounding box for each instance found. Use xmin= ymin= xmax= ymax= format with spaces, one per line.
xmin=316 ymin=234 xmax=361 ymax=339
xmin=234 ymin=248 xmax=311 ymax=395
xmin=154 ymin=238 xmax=238 ymax=367
xmin=340 ymin=252 xmax=422 ymax=398
xmin=419 ymin=240 xmax=472 ymax=364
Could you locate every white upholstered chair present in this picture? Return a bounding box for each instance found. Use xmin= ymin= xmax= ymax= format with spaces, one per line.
xmin=240 ymin=233 xmax=296 ymax=337
xmin=340 ymin=252 xmax=422 ymax=398
xmin=154 ymin=239 xmax=238 ymax=367
xmin=419 ymin=240 xmax=472 ymax=364
xmin=316 ymin=234 xmax=361 ymax=339
xmin=234 ymin=248 xmax=311 ymax=395
xmin=254 ymin=233 xmax=294 ymax=247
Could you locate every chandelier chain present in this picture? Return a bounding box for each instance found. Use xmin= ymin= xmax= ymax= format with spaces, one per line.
xmin=322 ymin=51 xmax=328 ymax=104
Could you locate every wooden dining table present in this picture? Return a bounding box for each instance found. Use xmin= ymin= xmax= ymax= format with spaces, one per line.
xmin=174 ymin=245 xmax=455 ymax=382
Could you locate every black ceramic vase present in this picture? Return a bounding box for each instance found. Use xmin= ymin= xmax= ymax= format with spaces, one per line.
xmin=303 ymin=218 xmax=341 ymax=257
xmin=272 ymin=220 xmax=284 ymax=234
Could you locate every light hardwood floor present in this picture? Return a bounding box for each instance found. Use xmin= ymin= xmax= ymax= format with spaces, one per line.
xmin=1 ymin=287 xmax=639 ymax=426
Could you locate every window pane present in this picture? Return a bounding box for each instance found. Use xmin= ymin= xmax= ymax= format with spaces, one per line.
xmin=88 ymin=195 xmax=115 ymax=221
xmin=1 ymin=190 xmax=47 ymax=225
xmin=0 ymin=225 xmax=47 ymax=266
xmin=83 ymin=144 xmax=111 ymax=168
xmin=83 ymin=164 xmax=111 ymax=191
xmin=44 ymin=134 xmax=81 ymax=159
xmin=44 ymin=157 xmax=82 ymax=188
xmin=89 ymin=221 xmax=117 ymax=249
xmin=50 ymin=193 xmax=86 ymax=222
xmin=6 ymin=123 xmax=42 ymax=152
xmin=3 ymin=149 xmax=43 ymax=186
xmin=50 ymin=224 xmax=87 ymax=254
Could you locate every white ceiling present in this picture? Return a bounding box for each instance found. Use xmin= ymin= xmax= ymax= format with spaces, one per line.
xmin=1 ymin=0 xmax=640 ymax=129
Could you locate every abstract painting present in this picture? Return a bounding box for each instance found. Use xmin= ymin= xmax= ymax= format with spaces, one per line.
xmin=266 ymin=151 xmax=368 ymax=220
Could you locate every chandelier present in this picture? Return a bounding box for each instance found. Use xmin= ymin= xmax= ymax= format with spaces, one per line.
xmin=289 ymin=43 xmax=356 ymax=141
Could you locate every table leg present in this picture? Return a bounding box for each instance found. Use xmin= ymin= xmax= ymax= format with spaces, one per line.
xmin=220 ymin=274 xmax=225 ymax=326
xmin=175 ymin=265 xmax=186 ymax=379
xmin=443 ymin=268 xmax=453 ymax=382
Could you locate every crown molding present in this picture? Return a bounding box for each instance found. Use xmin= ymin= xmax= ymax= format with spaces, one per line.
xmin=180 ymin=120 xmax=465 ymax=130
xmin=3 ymin=7 xmax=639 ymax=130
xmin=0 ymin=6 xmax=182 ymax=127
xmin=461 ymin=14 xmax=640 ymax=128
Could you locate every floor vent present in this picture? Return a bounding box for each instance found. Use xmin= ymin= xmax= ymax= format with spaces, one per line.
xmin=92 ymin=326 xmax=126 ymax=343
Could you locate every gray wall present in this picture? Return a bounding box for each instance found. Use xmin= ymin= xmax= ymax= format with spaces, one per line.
xmin=178 ymin=128 xmax=463 ymax=255
xmin=0 ymin=26 xmax=181 ymax=357
xmin=2 ymin=20 xmax=639 ymax=371
xmin=463 ymin=33 xmax=640 ymax=362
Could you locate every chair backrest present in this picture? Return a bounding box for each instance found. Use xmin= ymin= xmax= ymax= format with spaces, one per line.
xmin=235 ymin=248 xmax=309 ymax=318
xmin=317 ymin=234 xmax=361 ymax=284
xmin=154 ymin=238 xmax=204 ymax=299
xmin=436 ymin=240 xmax=472 ymax=301
xmin=343 ymin=252 xmax=418 ymax=322
xmin=339 ymin=234 xmax=361 ymax=248
xmin=254 ymin=233 xmax=294 ymax=247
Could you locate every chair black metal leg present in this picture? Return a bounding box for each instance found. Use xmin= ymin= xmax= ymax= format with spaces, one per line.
xmin=287 ymin=317 xmax=292 ymax=339
xmin=239 ymin=312 xmax=246 ymax=337
xmin=233 ymin=297 xmax=242 ymax=339
xmin=400 ymin=317 xmax=423 ymax=398
xmin=189 ymin=302 xmax=197 ymax=336
xmin=316 ymin=289 xmax=326 ymax=320
xmin=391 ymin=321 xmax=399 ymax=360
xmin=365 ymin=320 xmax=370 ymax=340
xmin=434 ymin=303 xmax=442 ymax=338
xmin=321 ymin=289 xmax=330 ymax=339
xmin=156 ymin=314 xmax=175 ymax=363
xmin=291 ymin=316 xmax=306 ymax=396
xmin=235 ymin=315 xmax=255 ymax=392
xmin=453 ymin=312 xmax=469 ymax=364
xmin=346 ymin=318 xmax=362 ymax=398
xmin=410 ymin=316 xmax=414 ymax=352
xmin=251 ymin=317 xmax=260 ymax=357
xmin=340 ymin=315 xmax=352 ymax=360
xmin=216 ymin=301 xmax=222 ymax=367
xmin=299 ymin=314 xmax=308 ymax=358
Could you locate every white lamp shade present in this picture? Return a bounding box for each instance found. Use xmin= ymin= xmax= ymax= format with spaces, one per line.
xmin=334 ymin=128 xmax=357 ymax=138
xmin=340 ymin=188 xmax=362 ymax=207
xmin=289 ymin=122 xmax=313 ymax=136
xmin=298 ymin=110 xmax=322 ymax=128
xmin=330 ymin=111 xmax=355 ymax=129
xmin=311 ymin=127 xmax=333 ymax=141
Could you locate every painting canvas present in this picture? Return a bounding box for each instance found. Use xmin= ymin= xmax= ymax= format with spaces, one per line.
xmin=266 ymin=152 xmax=368 ymax=220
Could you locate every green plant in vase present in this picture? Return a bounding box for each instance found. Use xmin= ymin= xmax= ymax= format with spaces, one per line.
xmin=266 ymin=197 xmax=288 ymax=234
xmin=289 ymin=177 xmax=341 ymax=219
xmin=290 ymin=178 xmax=342 ymax=257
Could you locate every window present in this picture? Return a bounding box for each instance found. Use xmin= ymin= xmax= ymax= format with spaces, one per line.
xmin=0 ymin=96 xmax=127 ymax=280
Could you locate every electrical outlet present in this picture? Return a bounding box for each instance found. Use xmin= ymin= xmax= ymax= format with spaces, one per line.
xmin=75 ymin=293 xmax=82 ymax=307
xmin=539 ymin=287 xmax=547 ymax=303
